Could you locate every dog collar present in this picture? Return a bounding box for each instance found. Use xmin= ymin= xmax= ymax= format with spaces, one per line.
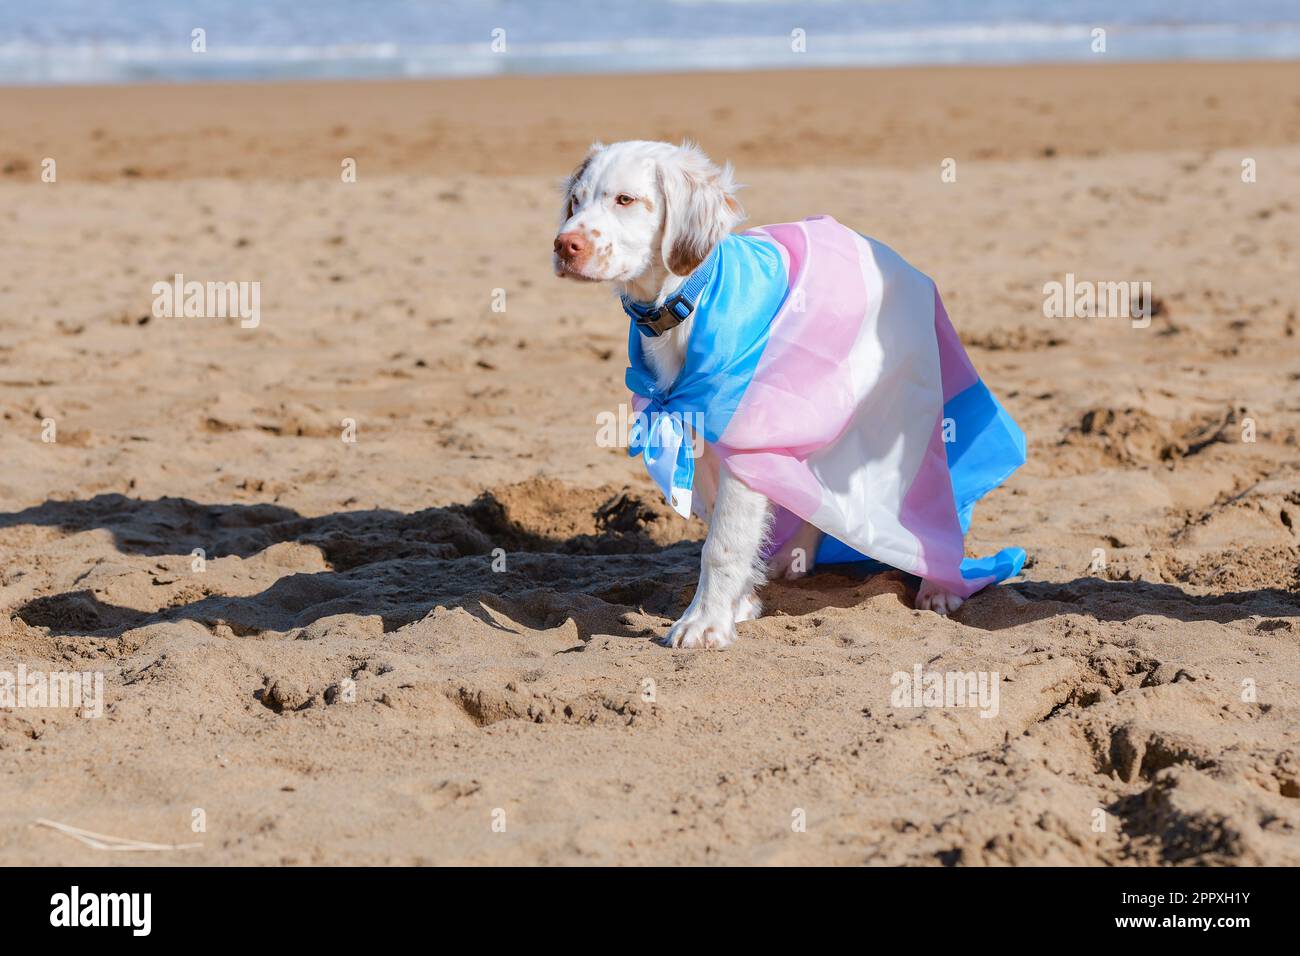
xmin=620 ymin=249 xmax=718 ymax=337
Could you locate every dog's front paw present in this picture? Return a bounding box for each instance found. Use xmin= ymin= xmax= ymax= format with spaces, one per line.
xmin=664 ymin=604 xmax=736 ymax=649
xmin=768 ymin=522 xmax=823 ymax=581
xmin=733 ymin=591 xmax=761 ymax=623
xmin=769 ymin=553 xmax=810 ymax=581
xmin=915 ymin=580 xmax=965 ymax=616
xmin=768 ymin=542 xmax=817 ymax=580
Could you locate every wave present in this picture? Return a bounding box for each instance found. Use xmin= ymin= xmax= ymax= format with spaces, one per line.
xmin=3 ymin=20 xmax=1299 ymax=85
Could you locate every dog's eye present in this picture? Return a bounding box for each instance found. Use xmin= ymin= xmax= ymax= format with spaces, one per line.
xmin=615 ymin=194 xmax=635 ymax=206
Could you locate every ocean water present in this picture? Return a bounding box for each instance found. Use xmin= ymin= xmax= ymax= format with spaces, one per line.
xmin=2 ymin=0 xmax=1299 ymax=85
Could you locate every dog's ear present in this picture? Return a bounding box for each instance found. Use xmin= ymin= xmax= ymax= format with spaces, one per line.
xmin=658 ymin=141 xmax=745 ymax=276
xmin=560 ymin=141 xmax=605 ymax=223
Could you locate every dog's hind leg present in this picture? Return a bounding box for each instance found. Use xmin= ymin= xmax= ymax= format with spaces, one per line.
xmin=665 ymin=468 xmax=770 ymax=649
xmin=915 ymin=579 xmax=965 ymax=615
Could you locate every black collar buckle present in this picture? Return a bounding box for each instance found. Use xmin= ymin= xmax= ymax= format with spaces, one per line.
xmin=635 ymin=293 xmax=694 ymax=337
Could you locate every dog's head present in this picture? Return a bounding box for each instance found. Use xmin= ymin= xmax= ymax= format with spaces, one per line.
xmin=553 ymin=140 xmax=744 ymax=287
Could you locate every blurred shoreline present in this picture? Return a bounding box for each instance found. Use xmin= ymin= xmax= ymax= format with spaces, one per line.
xmin=7 ymin=0 xmax=1300 ymax=86
xmin=11 ymin=28 xmax=1300 ymax=87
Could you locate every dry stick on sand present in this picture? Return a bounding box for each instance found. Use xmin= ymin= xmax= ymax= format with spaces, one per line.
xmin=35 ymin=818 xmax=202 ymax=852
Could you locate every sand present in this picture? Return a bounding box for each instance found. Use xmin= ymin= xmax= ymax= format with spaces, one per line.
xmin=1 ymin=61 xmax=1298 ymax=865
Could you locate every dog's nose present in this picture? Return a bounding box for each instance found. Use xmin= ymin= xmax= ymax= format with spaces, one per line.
xmin=553 ymin=230 xmax=589 ymax=263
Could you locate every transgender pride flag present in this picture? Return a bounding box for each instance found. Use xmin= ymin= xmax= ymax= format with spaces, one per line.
xmin=626 ymin=215 xmax=1026 ymax=598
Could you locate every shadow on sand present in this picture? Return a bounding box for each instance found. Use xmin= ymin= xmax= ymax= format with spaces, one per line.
xmin=4 ymin=493 xmax=1296 ymax=641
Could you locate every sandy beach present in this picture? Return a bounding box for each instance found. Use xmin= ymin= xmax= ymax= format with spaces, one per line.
xmin=1 ymin=60 xmax=1298 ymax=865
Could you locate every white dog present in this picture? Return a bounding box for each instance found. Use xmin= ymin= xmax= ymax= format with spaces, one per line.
xmin=554 ymin=140 xmax=968 ymax=649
